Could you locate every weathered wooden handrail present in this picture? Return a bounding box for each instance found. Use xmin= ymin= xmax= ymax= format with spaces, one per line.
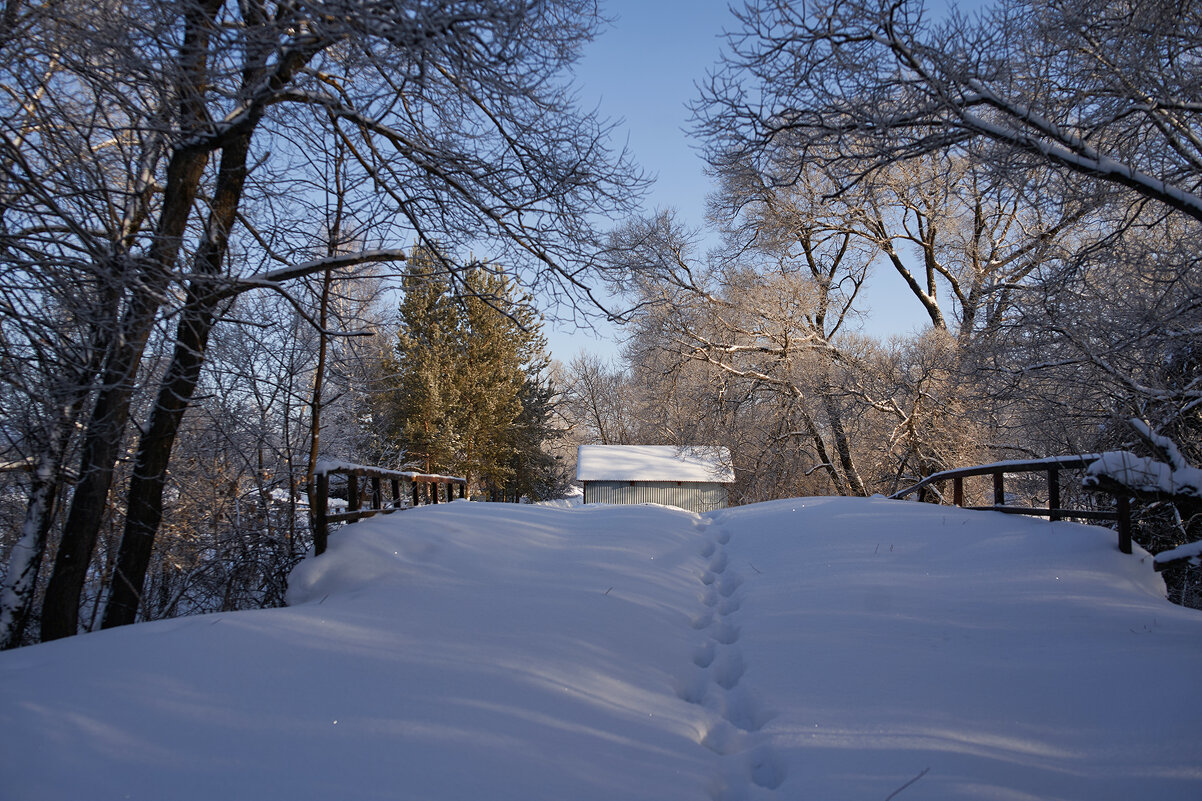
xmin=890 ymin=455 xmax=1133 ymax=555
xmin=311 ymin=461 xmax=467 ymax=555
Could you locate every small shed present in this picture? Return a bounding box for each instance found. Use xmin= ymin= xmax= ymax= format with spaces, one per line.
xmin=576 ymin=445 xmax=735 ymax=513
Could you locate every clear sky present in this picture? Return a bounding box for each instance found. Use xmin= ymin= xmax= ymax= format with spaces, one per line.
xmin=543 ymin=0 xmax=942 ymax=364
xmin=541 ymin=1 xmax=732 ymax=363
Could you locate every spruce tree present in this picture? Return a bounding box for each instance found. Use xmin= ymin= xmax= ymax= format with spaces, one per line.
xmin=380 ymin=251 xmax=561 ymax=499
xmin=390 ymin=248 xmax=461 ymax=474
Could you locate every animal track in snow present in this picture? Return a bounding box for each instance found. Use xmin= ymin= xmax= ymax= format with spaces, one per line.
xmin=684 ymin=522 xmax=785 ymax=796
xmin=710 ymin=619 xmax=741 ymax=645
xmin=717 ymin=574 xmax=743 ymax=598
xmin=748 ymin=745 xmax=787 ymax=790
xmin=720 ymin=687 xmax=774 ymax=733
xmin=699 ymin=718 xmax=745 ymax=756
xmin=712 ymin=649 xmax=745 ymax=690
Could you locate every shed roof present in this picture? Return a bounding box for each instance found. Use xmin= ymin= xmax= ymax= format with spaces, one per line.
xmin=576 ymin=445 xmax=735 ymax=484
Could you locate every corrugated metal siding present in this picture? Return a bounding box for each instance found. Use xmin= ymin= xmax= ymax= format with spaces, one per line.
xmin=582 ymin=481 xmax=728 ymax=513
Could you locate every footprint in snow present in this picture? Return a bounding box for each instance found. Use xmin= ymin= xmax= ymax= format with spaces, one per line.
xmin=692 ymin=640 xmax=716 ymax=668
xmin=710 ymin=619 xmax=740 ymax=645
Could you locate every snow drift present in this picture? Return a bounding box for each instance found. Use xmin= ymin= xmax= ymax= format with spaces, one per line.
xmin=2 ymin=497 xmax=1200 ymax=801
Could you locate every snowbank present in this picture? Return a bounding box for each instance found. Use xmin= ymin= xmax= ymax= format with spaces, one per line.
xmin=1 ymin=498 xmax=1200 ymax=800
xmin=1086 ymin=451 xmax=1202 ymax=498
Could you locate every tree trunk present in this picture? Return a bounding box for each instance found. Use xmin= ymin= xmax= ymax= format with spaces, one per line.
xmin=40 ymin=155 xmax=211 ymax=640
xmin=822 ymin=392 xmax=868 ymax=496
xmin=102 ymin=130 xmax=251 ymax=629
xmin=38 ymin=2 xmax=222 ymax=641
xmin=0 ymin=324 xmax=113 ymax=648
xmin=0 ymin=461 xmax=59 ymax=648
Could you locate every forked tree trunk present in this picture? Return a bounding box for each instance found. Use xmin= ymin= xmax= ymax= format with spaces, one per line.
xmin=37 ymin=0 xmax=224 ymax=641
xmin=102 ymin=130 xmax=251 ymax=629
xmin=39 ymin=148 xmax=212 ymax=641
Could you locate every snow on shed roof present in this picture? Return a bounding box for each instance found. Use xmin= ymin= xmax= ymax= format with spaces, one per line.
xmin=576 ymin=445 xmax=734 ymax=484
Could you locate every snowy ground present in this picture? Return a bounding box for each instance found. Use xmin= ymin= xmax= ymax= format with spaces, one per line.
xmin=2 ymin=497 xmax=1201 ymax=801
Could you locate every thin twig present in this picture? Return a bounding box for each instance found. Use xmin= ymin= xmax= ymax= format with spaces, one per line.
xmin=884 ymin=767 xmax=930 ymax=801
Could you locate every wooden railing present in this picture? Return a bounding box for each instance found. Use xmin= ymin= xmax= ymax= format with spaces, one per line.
xmin=311 ymin=462 xmax=467 ymax=555
xmin=889 ymin=455 xmax=1133 ymax=555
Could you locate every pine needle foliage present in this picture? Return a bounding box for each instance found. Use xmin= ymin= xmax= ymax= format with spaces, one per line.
xmin=379 ymin=248 xmax=561 ymax=499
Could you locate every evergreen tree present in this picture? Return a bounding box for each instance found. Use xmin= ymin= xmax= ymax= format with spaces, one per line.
xmin=381 ymin=251 xmax=561 ymax=498
xmin=454 ymin=266 xmax=525 ymax=491
xmin=506 ymin=359 xmax=571 ymax=501
xmin=388 ymin=249 xmax=461 ymax=474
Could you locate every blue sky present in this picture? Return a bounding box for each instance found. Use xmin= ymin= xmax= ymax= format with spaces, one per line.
xmin=543 ymin=0 xmax=734 ymax=362
xmin=544 ymin=1 xmax=946 ymax=363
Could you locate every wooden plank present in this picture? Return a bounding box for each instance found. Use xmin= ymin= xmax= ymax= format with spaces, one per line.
xmin=314 ymin=472 xmax=329 ymax=556
xmin=1117 ymin=496 xmax=1132 ymax=554
xmin=1048 ymin=467 xmax=1061 ymax=521
xmin=963 ymin=505 xmax=1118 ymax=521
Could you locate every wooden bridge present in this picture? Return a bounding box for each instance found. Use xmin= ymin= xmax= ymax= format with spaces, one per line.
xmin=889 ymin=455 xmax=1134 ymax=551
xmin=310 ymin=462 xmax=467 ymax=555
xmin=890 ymin=453 xmax=1201 ymax=574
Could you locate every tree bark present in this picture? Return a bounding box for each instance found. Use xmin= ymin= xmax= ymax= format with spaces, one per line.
xmin=0 ymin=462 xmax=59 ymax=648
xmin=39 ymin=147 xmax=212 ymax=640
xmin=102 ymin=129 xmax=252 ymax=629
xmin=38 ymin=0 xmax=223 ymax=641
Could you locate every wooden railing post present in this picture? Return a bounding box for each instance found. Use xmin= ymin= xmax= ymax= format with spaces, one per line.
xmin=347 ymin=474 xmax=360 ymax=521
xmin=314 ymin=472 xmax=329 ymax=556
xmin=311 ymin=466 xmax=468 ymax=555
xmin=953 ymin=476 xmax=964 ymax=507
xmin=993 ymin=471 xmax=1005 ymax=506
xmin=1048 ymin=467 xmax=1061 ymax=521
xmin=1117 ymin=495 xmax=1132 ymax=554
xmin=459 ymin=482 xmax=466 ymax=500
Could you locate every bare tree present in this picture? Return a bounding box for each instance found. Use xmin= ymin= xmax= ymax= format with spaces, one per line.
xmin=607 ymin=198 xmax=879 ymax=495
xmin=559 ymin=353 xmax=641 ymax=446
xmin=696 ymin=0 xmax=1202 ymax=223
xmin=2 ymin=0 xmax=645 ymax=644
xmin=691 ymin=0 xmax=1201 ymax=476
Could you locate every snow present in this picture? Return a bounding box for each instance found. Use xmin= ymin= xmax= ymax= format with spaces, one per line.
xmin=1085 ymin=451 xmax=1202 ymax=498
xmin=1155 ymin=539 xmax=1202 ymax=568
xmin=576 ymin=444 xmax=735 ymax=483
xmin=2 ymin=497 xmax=1201 ymax=800
xmin=313 ymin=459 xmax=466 ymax=483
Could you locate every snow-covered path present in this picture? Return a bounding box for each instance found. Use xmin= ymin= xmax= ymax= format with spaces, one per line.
xmin=2 ymin=497 xmax=1201 ymax=801
xmin=677 ymin=516 xmax=787 ymax=799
